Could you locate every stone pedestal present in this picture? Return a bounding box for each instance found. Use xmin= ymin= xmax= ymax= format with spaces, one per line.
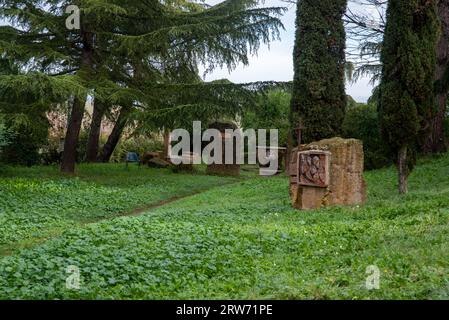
xmin=289 ymin=137 xmax=366 ymax=210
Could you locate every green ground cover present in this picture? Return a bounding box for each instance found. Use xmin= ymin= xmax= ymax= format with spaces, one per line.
xmin=0 ymin=154 xmax=448 ymax=299
xmin=0 ymin=164 xmax=238 ymax=254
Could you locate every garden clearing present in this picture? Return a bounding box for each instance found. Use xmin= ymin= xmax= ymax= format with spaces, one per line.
xmin=0 ymin=155 xmax=448 ymax=299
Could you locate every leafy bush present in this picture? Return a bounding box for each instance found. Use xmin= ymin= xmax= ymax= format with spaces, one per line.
xmin=109 ymin=136 xmax=164 ymax=163
xmin=40 ymin=135 xmax=62 ymax=165
xmin=76 ymin=130 xmax=90 ymax=163
xmin=0 ymin=119 xmax=10 ymax=155
xmin=0 ymin=114 xmax=49 ymax=166
xmin=242 ymin=90 xmax=291 ymax=147
xmin=343 ymin=102 xmax=392 ymax=170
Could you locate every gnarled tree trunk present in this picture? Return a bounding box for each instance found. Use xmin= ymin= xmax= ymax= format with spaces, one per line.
xmin=99 ymin=105 xmax=132 ymax=163
xmin=86 ymin=99 xmax=106 ymax=162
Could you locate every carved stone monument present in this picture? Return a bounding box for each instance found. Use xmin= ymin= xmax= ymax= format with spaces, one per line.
xmin=289 ymin=137 xmax=366 ymax=210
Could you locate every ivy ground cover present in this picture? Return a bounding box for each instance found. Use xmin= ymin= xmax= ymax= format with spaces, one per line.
xmin=0 ymin=155 xmax=448 ymax=299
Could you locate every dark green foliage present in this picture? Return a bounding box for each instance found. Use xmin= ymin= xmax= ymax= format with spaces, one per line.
xmin=110 ymin=137 xmax=164 ymax=163
xmin=379 ymin=0 xmax=440 ymax=173
xmin=76 ymin=131 xmax=89 ymax=164
xmin=290 ymin=0 xmax=348 ymax=143
xmin=343 ymin=102 xmax=391 ymax=170
xmin=242 ymin=89 xmax=291 ymax=147
xmin=0 ymin=118 xmax=10 ymax=155
xmin=0 ymin=114 xmax=49 ymax=166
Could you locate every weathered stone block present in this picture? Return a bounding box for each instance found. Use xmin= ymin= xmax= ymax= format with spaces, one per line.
xmin=206 ymin=121 xmax=240 ymax=177
xmin=289 ymin=137 xmax=367 ymax=210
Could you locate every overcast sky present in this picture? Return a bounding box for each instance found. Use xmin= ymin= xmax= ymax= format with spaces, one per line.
xmin=203 ymin=0 xmax=376 ymax=102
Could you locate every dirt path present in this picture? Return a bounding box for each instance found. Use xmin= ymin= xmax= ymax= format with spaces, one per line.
xmin=98 ymin=188 xmax=220 ymax=222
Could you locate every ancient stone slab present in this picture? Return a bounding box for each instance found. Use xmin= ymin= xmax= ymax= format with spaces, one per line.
xmin=289 ymin=137 xmax=367 ymax=210
xmin=141 ymin=152 xmax=161 ymax=166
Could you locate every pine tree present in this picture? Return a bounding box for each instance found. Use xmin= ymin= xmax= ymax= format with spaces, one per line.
xmin=379 ymin=0 xmax=440 ymax=194
xmin=0 ymin=0 xmax=285 ymax=172
xmin=290 ymin=0 xmax=348 ymax=144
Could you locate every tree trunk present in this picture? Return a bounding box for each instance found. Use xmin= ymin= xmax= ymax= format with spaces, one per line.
xmin=398 ymin=146 xmax=409 ymax=194
xmin=86 ymin=99 xmax=106 ymax=162
xmin=423 ymin=0 xmax=449 ymax=154
xmin=163 ymin=128 xmax=171 ymax=160
xmin=424 ymin=92 xmax=448 ymax=153
xmin=60 ymin=30 xmax=94 ymax=173
xmin=99 ymin=106 xmax=132 ymax=163
xmin=61 ymin=97 xmax=85 ymax=173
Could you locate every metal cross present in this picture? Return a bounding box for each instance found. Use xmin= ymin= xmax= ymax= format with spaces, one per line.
xmin=295 ymin=120 xmax=305 ymax=147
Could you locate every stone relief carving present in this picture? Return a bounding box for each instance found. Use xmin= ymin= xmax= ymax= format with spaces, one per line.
xmin=297 ymin=151 xmax=330 ymax=188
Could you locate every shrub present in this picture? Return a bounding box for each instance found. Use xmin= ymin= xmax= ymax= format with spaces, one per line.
xmin=242 ymin=90 xmax=291 ymax=148
xmin=0 ymin=114 xmax=50 ymax=166
xmin=343 ymin=103 xmax=392 ymax=170
xmin=109 ymin=136 xmax=164 ymax=163
xmin=0 ymin=118 xmax=11 ymax=165
xmin=40 ymin=135 xmax=63 ymax=165
xmin=76 ymin=130 xmax=89 ymax=163
xmin=0 ymin=120 xmax=9 ymax=152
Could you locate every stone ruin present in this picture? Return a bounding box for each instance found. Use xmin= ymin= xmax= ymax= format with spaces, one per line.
xmin=142 ymin=152 xmax=171 ymax=168
xmin=289 ymin=137 xmax=366 ymax=210
xmin=206 ymin=121 xmax=240 ymax=177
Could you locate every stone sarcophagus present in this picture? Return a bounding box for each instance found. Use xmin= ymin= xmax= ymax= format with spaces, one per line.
xmin=289 ymin=138 xmax=366 ymax=210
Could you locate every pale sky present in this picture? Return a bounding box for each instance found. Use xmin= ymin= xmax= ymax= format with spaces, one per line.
xmin=203 ymin=0 xmax=376 ymax=102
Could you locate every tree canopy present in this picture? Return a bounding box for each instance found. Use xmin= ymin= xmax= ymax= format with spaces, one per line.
xmin=0 ymin=0 xmax=286 ymax=172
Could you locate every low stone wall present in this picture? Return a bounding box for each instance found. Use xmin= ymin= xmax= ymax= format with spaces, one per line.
xmin=289 ymin=137 xmax=367 ymax=210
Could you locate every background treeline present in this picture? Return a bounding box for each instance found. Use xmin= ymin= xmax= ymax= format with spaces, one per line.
xmin=289 ymin=0 xmax=449 ymax=193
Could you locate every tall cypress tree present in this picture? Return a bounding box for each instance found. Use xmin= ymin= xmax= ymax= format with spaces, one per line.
xmin=290 ymin=0 xmax=348 ymax=144
xmin=379 ymin=0 xmax=439 ymax=194
xmin=422 ymin=0 xmax=449 ymax=154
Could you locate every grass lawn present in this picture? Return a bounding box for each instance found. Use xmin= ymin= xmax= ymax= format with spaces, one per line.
xmin=0 ymin=154 xmax=448 ymax=299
